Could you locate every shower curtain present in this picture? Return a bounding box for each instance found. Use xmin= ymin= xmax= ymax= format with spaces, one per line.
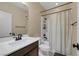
xmin=47 ymin=10 xmax=72 ymax=55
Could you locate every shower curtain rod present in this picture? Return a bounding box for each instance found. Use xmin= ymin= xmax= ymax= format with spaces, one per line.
xmin=41 ymin=2 xmax=72 ymax=13
xmin=41 ymin=8 xmax=71 ymax=16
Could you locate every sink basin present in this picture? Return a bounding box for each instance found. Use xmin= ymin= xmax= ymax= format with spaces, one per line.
xmin=9 ymin=40 xmax=26 ymax=46
xmin=8 ymin=37 xmax=31 ymax=47
xmin=8 ymin=37 xmax=39 ymax=48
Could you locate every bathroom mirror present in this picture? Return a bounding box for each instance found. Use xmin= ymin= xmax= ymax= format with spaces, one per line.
xmin=0 ymin=2 xmax=28 ymax=37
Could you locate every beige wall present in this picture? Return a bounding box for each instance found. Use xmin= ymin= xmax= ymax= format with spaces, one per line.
xmin=27 ymin=2 xmax=44 ymax=37
xmin=0 ymin=2 xmax=28 ymax=35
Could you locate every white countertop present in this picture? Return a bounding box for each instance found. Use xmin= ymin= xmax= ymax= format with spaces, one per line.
xmin=0 ymin=36 xmax=40 ymax=56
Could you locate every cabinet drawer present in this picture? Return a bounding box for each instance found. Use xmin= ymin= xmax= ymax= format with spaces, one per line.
xmin=8 ymin=41 xmax=38 ymax=56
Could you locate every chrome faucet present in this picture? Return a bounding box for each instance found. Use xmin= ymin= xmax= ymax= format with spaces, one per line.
xmin=16 ymin=34 xmax=22 ymax=41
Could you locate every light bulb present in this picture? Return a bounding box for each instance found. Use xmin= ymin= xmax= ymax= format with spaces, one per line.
xmin=56 ymin=3 xmax=58 ymax=5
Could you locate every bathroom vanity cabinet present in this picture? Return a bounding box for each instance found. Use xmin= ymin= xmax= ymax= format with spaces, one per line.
xmin=8 ymin=41 xmax=38 ymax=56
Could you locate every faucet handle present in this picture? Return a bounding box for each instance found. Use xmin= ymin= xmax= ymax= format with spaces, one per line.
xmin=9 ymin=33 xmax=15 ymax=36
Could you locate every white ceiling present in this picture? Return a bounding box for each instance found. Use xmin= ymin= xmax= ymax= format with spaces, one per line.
xmin=10 ymin=2 xmax=28 ymax=12
xmin=8 ymin=2 xmax=69 ymax=12
xmin=40 ymin=2 xmax=68 ymax=10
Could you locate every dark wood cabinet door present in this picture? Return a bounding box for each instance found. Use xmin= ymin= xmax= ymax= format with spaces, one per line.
xmin=25 ymin=47 xmax=38 ymax=56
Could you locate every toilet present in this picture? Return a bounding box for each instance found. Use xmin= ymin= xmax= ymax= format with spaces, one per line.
xmin=39 ymin=40 xmax=49 ymax=56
